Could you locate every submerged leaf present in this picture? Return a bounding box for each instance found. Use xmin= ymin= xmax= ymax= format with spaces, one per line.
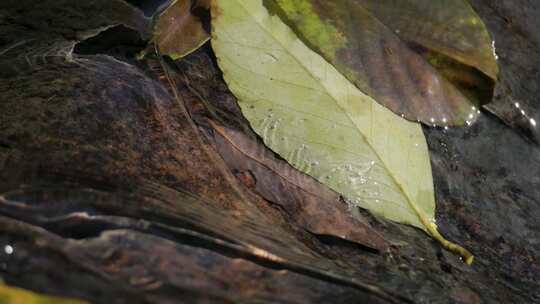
xmin=153 ymin=0 xmax=210 ymax=59
xmin=264 ymin=0 xmax=498 ymax=126
xmin=211 ymin=0 xmax=473 ymax=262
xmin=0 ymin=282 xmax=87 ymax=304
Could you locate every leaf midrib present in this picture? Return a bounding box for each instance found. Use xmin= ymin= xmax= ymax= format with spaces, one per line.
xmin=228 ymin=0 xmax=432 ymax=230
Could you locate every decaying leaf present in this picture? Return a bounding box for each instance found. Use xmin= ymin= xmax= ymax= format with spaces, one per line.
xmin=353 ymin=0 xmax=498 ymax=79
xmin=264 ymin=0 xmax=498 ymax=127
xmin=0 ymin=282 xmax=87 ymax=304
xmin=209 ymin=119 xmax=390 ymax=251
xmin=153 ymin=0 xmax=210 ymax=59
xmin=211 ymin=0 xmax=473 ymax=262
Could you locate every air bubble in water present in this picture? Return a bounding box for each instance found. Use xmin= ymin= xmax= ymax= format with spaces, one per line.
xmin=4 ymin=245 xmax=13 ymax=255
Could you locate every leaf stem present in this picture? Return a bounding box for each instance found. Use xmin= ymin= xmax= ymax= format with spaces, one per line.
xmin=426 ymin=222 xmax=474 ymax=265
xmin=409 ymin=198 xmax=474 ymax=264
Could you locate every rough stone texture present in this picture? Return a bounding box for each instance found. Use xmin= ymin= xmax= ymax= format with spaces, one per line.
xmin=0 ymin=0 xmax=539 ymax=303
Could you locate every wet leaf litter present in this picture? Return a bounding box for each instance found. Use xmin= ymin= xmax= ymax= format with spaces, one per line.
xmin=2 ymin=0 xmax=540 ymax=302
xmin=264 ymin=0 xmax=498 ymax=127
xmin=209 ymin=0 xmax=473 ymax=263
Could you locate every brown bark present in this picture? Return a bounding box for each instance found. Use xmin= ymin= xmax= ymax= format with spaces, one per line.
xmin=0 ymin=0 xmax=539 ymax=303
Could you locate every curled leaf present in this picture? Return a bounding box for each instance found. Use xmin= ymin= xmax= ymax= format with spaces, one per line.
xmin=265 ymin=0 xmax=498 ymax=126
xmin=153 ymin=0 xmax=210 ymax=59
xmin=211 ymin=0 xmax=473 ymax=262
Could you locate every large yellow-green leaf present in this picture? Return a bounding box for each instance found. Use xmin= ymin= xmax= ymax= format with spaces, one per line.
xmin=0 ymin=282 xmax=87 ymax=304
xmin=264 ymin=0 xmax=498 ymax=127
xmin=211 ymin=0 xmax=472 ymax=263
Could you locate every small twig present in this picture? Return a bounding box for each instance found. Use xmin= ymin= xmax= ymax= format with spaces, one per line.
xmin=0 ymin=39 xmax=33 ymax=58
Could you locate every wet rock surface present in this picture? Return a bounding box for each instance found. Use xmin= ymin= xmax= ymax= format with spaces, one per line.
xmin=0 ymin=1 xmax=539 ymax=303
xmin=470 ymin=0 xmax=540 ymax=144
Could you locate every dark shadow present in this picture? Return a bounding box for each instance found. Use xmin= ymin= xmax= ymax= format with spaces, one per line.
xmin=74 ymin=25 xmax=147 ymax=60
xmin=124 ymin=0 xmax=172 ymax=16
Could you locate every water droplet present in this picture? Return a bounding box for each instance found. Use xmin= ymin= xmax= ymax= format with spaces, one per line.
xmin=530 ymin=118 xmax=537 ymax=127
xmin=515 ymin=102 xmax=520 ymax=108
xmin=492 ymin=40 xmax=499 ymax=60
xmin=4 ymin=245 xmax=13 ymax=255
xmin=521 ymin=110 xmax=526 ymax=115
